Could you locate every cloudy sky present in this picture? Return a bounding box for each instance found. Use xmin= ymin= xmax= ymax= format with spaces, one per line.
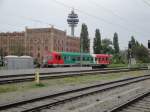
xmin=0 ymin=0 xmax=150 ymax=52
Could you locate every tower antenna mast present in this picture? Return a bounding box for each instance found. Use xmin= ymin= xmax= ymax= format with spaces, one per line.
xmin=67 ymin=9 xmax=79 ymax=37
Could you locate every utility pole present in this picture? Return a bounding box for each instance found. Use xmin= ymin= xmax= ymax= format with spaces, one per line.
xmin=80 ymin=37 xmax=83 ymax=67
xmin=25 ymin=26 xmax=28 ymax=55
xmin=128 ymin=41 xmax=132 ymax=68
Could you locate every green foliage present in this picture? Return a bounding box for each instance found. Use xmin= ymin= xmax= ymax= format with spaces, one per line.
xmin=35 ymin=83 xmax=45 ymax=87
xmin=129 ymin=36 xmax=150 ymax=63
xmin=112 ymin=54 xmax=124 ymax=64
xmin=101 ymin=38 xmax=114 ymax=54
xmin=113 ymin=32 xmax=120 ymax=54
xmin=93 ymin=29 xmax=102 ymax=54
xmin=80 ymin=23 xmax=90 ymax=53
xmin=108 ymin=63 xmax=128 ymax=68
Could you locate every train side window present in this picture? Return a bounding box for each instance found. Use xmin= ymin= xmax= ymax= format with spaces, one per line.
xmin=103 ymin=58 xmax=106 ymax=61
xmin=68 ymin=56 xmax=71 ymax=60
xmin=72 ymin=57 xmax=75 ymax=61
xmin=91 ymin=58 xmax=93 ymax=61
xmin=77 ymin=57 xmax=80 ymax=61
xmin=83 ymin=57 xmax=85 ymax=61
xmin=58 ymin=55 xmax=61 ymax=60
xmin=56 ymin=56 xmax=58 ymax=60
xmin=87 ymin=57 xmax=89 ymax=61
xmin=95 ymin=58 xmax=97 ymax=61
xmin=106 ymin=57 xmax=108 ymax=61
xmin=64 ymin=56 xmax=66 ymax=60
xmin=102 ymin=58 xmax=105 ymax=61
xmin=55 ymin=55 xmax=57 ymax=60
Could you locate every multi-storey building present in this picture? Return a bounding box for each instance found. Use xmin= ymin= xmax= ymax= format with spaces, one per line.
xmin=0 ymin=26 xmax=80 ymax=63
xmin=0 ymin=32 xmax=25 ymax=56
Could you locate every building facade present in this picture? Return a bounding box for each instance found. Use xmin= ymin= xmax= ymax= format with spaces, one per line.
xmin=0 ymin=27 xmax=80 ymax=63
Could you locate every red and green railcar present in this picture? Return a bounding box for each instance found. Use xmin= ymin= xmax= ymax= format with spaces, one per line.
xmin=43 ymin=51 xmax=111 ymax=67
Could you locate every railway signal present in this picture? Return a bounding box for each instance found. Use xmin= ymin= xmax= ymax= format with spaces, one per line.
xmin=148 ymin=40 xmax=150 ymax=49
xmin=128 ymin=41 xmax=132 ymax=49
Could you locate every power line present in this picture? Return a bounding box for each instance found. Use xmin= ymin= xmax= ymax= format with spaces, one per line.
xmin=142 ymin=0 xmax=150 ymax=7
xmin=20 ymin=16 xmax=53 ymax=26
xmin=87 ymin=0 xmax=146 ymax=31
xmin=51 ymin=0 xmax=131 ymax=30
xmin=1 ymin=14 xmax=64 ymax=31
xmin=50 ymin=0 xmax=150 ymax=37
xmin=0 ymin=23 xmax=23 ymax=28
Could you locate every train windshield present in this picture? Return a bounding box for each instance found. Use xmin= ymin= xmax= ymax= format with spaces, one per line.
xmin=47 ymin=55 xmax=52 ymax=60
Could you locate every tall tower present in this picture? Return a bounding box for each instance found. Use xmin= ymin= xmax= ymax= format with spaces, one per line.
xmin=67 ymin=9 xmax=79 ymax=37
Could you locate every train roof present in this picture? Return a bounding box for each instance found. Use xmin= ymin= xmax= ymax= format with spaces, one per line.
xmin=49 ymin=51 xmax=111 ymax=57
xmin=60 ymin=52 xmax=90 ymax=55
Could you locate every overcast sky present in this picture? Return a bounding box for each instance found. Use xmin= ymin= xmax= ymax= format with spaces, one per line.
xmin=0 ymin=0 xmax=150 ymax=52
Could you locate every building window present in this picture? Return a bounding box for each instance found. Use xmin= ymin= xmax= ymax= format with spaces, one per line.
xmin=38 ymin=47 xmax=40 ymax=51
xmin=30 ymin=46 xmax=33 ymax=50
xmin=45 ymin=46 xmax=48 ymax=51
xmin=30 ymin=52 xmax=33 ymax=57
xmin=37 ymin=53 xmax=40 ymax=58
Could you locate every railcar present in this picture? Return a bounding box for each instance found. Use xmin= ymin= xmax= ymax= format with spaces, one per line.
xmin=43 ymin=51 xmax=111 ymax=67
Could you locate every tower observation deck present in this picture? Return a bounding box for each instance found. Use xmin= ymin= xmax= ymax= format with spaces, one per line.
xmin=67 ymin=9 xmax=79 ymax=37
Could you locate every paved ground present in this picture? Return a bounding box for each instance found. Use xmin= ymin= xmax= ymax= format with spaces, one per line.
xmin=0 ymin=67 xmax=92 ymax=76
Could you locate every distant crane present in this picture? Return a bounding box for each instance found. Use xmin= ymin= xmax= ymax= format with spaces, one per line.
xmin=67 ymin=9 xmax=79 ymax=37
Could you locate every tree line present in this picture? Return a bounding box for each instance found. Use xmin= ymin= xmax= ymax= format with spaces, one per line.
xmin=80 ymin=23 xmax=150 ymax=64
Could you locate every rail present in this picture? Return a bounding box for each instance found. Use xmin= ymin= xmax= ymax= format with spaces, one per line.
xmin=0 ymin=74 xmax=149 ymax=112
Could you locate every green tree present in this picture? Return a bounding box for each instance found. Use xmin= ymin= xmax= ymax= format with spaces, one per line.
xmin=80 ymin=23 xmax=90 ymax=53
xmin=130 ymin=36 xmax=136 ymax=47
xmin=93 ymin=29 xmax=102 ymax=54
xmin=129 ymin=37 xmax=150 ymax=63
xmin=101 ymin=38 xmax=114 ymax=54
xmin=113 ymin=32 xmax=120 ymax=54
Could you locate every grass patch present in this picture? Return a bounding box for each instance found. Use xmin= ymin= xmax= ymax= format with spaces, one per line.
xmin=108 ymin=64 xmax=128 ymax=68
xmin=0 ymin=70 xmax=147 ymax=94
xmin=34 ymin=83 xmax=46 ymax=87
xmin=0 ymin=86 xmax=17 ymax=93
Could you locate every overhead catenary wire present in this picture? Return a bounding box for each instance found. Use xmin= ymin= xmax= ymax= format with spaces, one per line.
xmin=87 ymin=0 xmax=147 ymax=32
xmin=142 ymin=0 xmax=150 ymax=7
xmin=0 ymin=0 xmax=149 ymax=38
xmin=50 ymin=0 xmax=150 ymax=37
xmin=0 ymin=23 xmax=24 ymax=32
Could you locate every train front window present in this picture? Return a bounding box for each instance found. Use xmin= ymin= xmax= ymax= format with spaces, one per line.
xmin=48 ymin=55 xmax=52 ymax=60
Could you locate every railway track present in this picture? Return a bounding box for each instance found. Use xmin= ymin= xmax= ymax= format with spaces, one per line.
xmin=0 ymin=67 xmax=147 ymax=85
xmin=0 ymin=74 xmax=150 ymax=112
xmin=110 ymin=90 xmax=150 ymax=112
